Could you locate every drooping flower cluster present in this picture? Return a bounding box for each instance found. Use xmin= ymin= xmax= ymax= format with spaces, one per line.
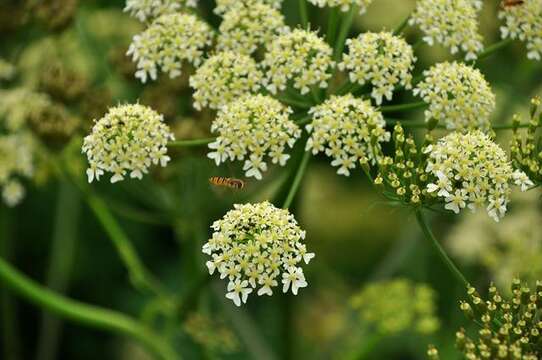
xmin=447 ymin=189 xmax=542 ymax=288
xmin=414 ymin=62 xmax=495 ymax=131
xmin=214 ymin=0 xmax=283 ymax=15
xmin=203 ymin=201 xmax=314 ymax=306
xmin=499 ymin=0 xmax=542 ymax=60
xmin=207 ymin=95 xmax=301 ymax=180
xmin=82 ymin=104 xmax=174 ymax=183
xmin=217 ymin=1 xmax=288 ymax=55
xmin=339 ymin=32 xmax=415 ymax=105
xmin=425 ymin=131 xmax=532 ymax=221
xmin=510 ymin=97 xmax=542 ymax=184
xmin=261 ymin=29 xmax=334 ymax=95
xmin=350 ymin=279 xmax=440 ymax=335
xmin=372 ymin=124 xmax=433 ymax=205
xmin=431 ymin=280 xmax=542 ymax=359
xmin=124 ymin=0 xmax=197 ymax=22
xmin=409 ymin=0 xmax=484 ymax=60
xmin=306 ymin=94 xmax=390 ymax=176
xmin=307 ymin=0 xmax=375 ymax=14
xmin=189 ymin=52 xmax=262 ymax=110
xmin=127 ymin=13 xmax=213 ymax=83
xmin=0 ymin=134 xmax=34 ymax=207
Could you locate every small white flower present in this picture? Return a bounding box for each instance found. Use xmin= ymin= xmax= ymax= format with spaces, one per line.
xmin=512 ymin=169 xmax=534 ymax=191
xmin=226 ymin=279 xmax=253 ymax=306
xmin=307 ymin=0 xmax=375 ymax=14
xmin=282 ymin=267 xmax=307 ymax=295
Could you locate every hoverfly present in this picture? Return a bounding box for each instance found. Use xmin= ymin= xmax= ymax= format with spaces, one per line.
xmin=501 ymin=0 xmax=525 ymax=8
xmin=209 ymin=176 xmax=245 ymax=190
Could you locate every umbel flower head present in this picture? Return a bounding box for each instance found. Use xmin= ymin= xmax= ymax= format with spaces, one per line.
xmin=207 ymin=94 xmax=301 ymax=180
xmin=217 ymin=1 xmax=288 ymax=55
xmin=307 ymin=0 xmax=375 ymax=14
xmin=127 ymin=13 xmax=213 ymax=83
xmin=425 ymin=131 xmax=533 ymax=221
xmin=414 ymin=62 xmax=495 ymax=131
xmin=431 ymin=280 xmax=542 ymax=360
xmin=350 ymin=279 xmax=440 ymax=335
xmin=124 ymin=0 xmax=197 ymax=22
xmin=339 ymin=32 xmax=416 ymax=105
xmin=499 ymin=0 xmax=542 ymax=60
xmin=510 ymin=97 xmax=542 ymax=184
xmin=0 ymin=134 xmax=34 ymax=207
xmin=189 ymin=51 xmax=262 ymax=110
xmin=305 ymin=94 xmax=390 ymax=176
xmin=409 ymin=0 xmax=484 ymax=60
xmin=261 ymin=29 xmax=334 ymax=95
xmin=82 ymin=104 xmax=174 ymax=183
xmin=214 ymin=0 xmax=283 ymax=15
xmin=203 ymin=201 xmax=314 ymax=306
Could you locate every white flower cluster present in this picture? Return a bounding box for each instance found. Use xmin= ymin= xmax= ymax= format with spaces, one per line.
xmin=207 ymin=95 xmax=301 ymax=180
xmin=124 ymin=0 xmax=197 ymax=22
xmin=307 ymin=0 xmax=375 ymax=14
xmin=189 ymin=51 xmax=262 ymax=110
xmin=306 ymin=94 xmax=390 ymax=176
xmin=499 ymin=0 xmax=542 ymax=60
xmin=409 ymin=0 xmax=484 ymax=60
xmin=339 ymin=32 xmax=416 ymax=105
xmin=214 ymin=0 xmax=283 ymax=15
xmin=127 ymin=13 xmax=213 ymax=83
xmin=82 ymin=104 xmax=174 ymax=183
xmin=261 ymin=29 xmax=334 ymax=95
xmin=217 ymin=1 xmax=288 ymax=55
xmin=414 ymin=62 xmax=495 ymax=131
xmin=0 ymin=134 xmax=34 ymax=207
xmin=203 ymin=201 xmax=314 ymax=306
xmin=425 ymin=131 xmax=533 ymax=222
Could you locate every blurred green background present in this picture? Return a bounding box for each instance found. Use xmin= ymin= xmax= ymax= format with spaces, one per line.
xmin=0 ymin=0 xmax=541 ymax=359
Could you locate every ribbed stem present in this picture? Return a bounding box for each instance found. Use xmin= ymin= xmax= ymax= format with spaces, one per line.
xmin=415 ymin=209 xmax=469 ymax=288
xmin=326 ymin=8 xmax=340 ymax=45
xmin=380 ymin=101 xmax=427 ymax=113
xmin=36 ymin=181 xmax=81 ymax=360
xmin=476 ymin=38 xmax=514 ymax=62
xmin=393 ymin=14 xmax=410 ymax=35
xmin=298 ymin=0 xmax=308 ymax=28
xmin=282 ymin=148 xmax=311 ymax=209
xmin=334 ymin=5 xmax=357 ymax=61
xmin=0 ymin=258 xmax=177 ymax=360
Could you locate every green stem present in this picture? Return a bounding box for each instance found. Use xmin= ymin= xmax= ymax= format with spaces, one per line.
xmin=168 ymin=137 xmax=215 ymax=148
xmin=476 ymin=38 xmax=514 ymax=62
xmin=0 ymin=258 xmax=177 ymax=360
xmin=414 ymin=209 xmax=469 ymax=288
xmin=333 ymin=5 xmax=357 ymax=61
xmin=36 ymin=181 xmax=81 ymax=360
xmin=298 ymin=0 xmax=308 ymax=28
xmin=275 ymin=95 xmax=313 ymax=109
xmin=295 ymin=114 xmax=313 ymax=126
xmin=380 ymin=101 xmax=427 ymax=113
xmin=326 ymin=8 xmax=340 ymax=45
xmin=85 ymin=193 xmax=168 ymax=298
xmin=282 ymin=148 xmax=311 ymax=209
xmin=393 ymin=14 xmax=410 ymax=35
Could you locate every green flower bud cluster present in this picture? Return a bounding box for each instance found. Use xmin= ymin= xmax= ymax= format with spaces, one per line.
xmin=510 ymin=97 xmax=542 ymax=186
xmin=444 ymin=280 xmax=542 ymax=359
xmin=371 ymin=124 xmax=432 ymax=206
xmin=350 ymin=278 xmax=440 ymax=335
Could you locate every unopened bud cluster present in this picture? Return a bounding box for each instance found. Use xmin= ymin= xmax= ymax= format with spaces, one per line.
xmin=350 ymin=279 xmax=440 ymax=335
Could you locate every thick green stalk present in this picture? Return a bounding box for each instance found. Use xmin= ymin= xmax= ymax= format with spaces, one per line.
xmin=393 ymin=14 xmax=411 ymax=35
xmin=0 ymin=207 xmax=21 ymax=360
xmin=36 ymin=181 xmax=81 ymax=360
xmin=282 ymin=148 xmax=311 ymax=209
xmin=168 ymin=137 xmax=215 ymax=148
xmin=298 ymin=0 xmax=308 ymax=28
xmin=333 ymin=5 xmax=357 ymax=61
xmin=86 ymin=193 xmax=168 ymax=298
xmin=415 ymin=209 xmax=469 ymax=288
xmin=0 ymin=258 xmax=177 ymax=360
xmin=326 ymin=8 xmax=340 ymax=45
xmin=380 ymin=101 xmax=427 ymax=113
